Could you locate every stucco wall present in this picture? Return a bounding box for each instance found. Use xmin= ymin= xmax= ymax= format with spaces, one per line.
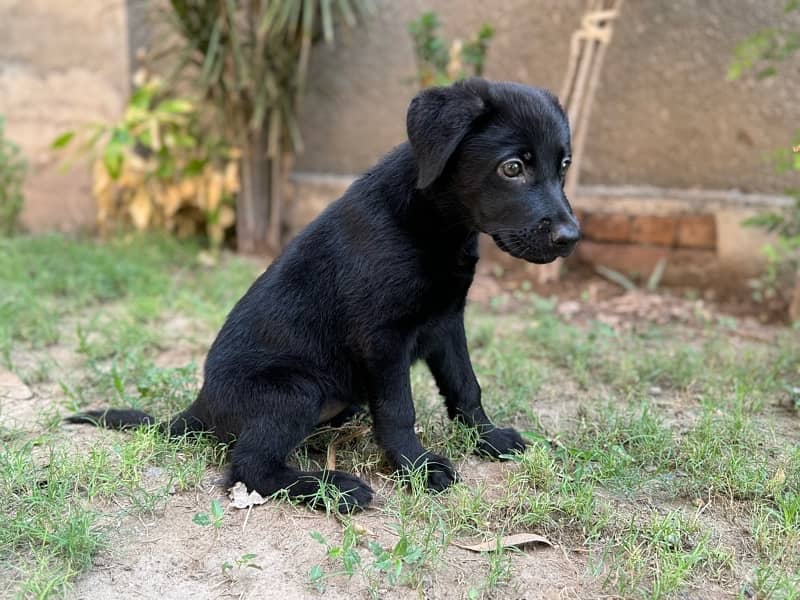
xmin=296 ymin=0 xmax=800 ymax=194
xmin=0 ymin=0 xmax=129 ymax=232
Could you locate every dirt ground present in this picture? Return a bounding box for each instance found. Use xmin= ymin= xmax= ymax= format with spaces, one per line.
xmin=3 ymin=263 xmax=798 ymax=599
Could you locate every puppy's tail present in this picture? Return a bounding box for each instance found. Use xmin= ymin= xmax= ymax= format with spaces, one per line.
xmin=65 ymin=408 xmax=205 ymax=437
xmin=65 ymin=409 xmax=154 ymax=429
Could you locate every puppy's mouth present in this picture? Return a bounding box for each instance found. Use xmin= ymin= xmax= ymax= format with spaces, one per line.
xmin=491 ymin=230 xmax=576 ymax=264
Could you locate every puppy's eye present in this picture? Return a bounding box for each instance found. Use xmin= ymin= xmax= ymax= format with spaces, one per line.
xmin=499 ymin=159 xmax=524 ymax=179
xmin=560 ymin=157 xmax=572 ymax=176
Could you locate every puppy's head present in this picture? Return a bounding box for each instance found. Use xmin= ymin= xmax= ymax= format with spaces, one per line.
xmin=407 ymin=78 xmax=580 ymax=264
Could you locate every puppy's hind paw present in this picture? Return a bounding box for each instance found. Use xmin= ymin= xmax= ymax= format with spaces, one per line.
xmin=476 ymin=426 xmax=528 ymax=459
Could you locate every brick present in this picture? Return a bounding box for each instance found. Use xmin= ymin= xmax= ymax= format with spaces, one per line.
xmin=576 ymin=241 xmax=718 ymax=285
xmin=630 ymin=215 xmax=678 ymax=246
xmin=580 ymin=212 xmax=632 ymax=243
xmin=677 ymin=214 xmax=716 ymax=249
xmin=577 ymin=241 xmax=670 ymax=276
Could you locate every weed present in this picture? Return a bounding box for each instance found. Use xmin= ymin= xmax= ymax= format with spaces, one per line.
xmin=221 ymin=553 xmax=263 ymax=577
xmin=192 ymin=499 xmax=225 ymax=528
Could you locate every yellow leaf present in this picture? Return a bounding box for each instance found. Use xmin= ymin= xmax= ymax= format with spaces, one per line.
xmin=217 ymin=205 xmax=235 ymax=229
xmin=207 ymin=172 xmax=224 ymax=211
xmin=162 ymin=185 xmax=183 ymax=217
xmin=207 ymin=222 xmax=224 ymax=246
xmin=129 ymin=189 xmax=152 ymax=230
xmin=179 ymin=179 xmax=196 ymax=200
xmin=92 ymin=159 xmax=111 ymax=198
xmin=223 ymin=161 xmax=240 ymax=194
xmin=117 ymin=166 xmax=142 ymax=190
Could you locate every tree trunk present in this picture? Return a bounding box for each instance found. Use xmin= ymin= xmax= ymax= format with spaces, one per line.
xmin=236 ymin=127 xmax=274 ymax=255
xmin=266 ymin=151 xmax=282 ymax=251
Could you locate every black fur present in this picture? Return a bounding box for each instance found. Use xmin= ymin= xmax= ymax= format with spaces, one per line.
xmin=68 ymin=79 xmax=580 ymax=513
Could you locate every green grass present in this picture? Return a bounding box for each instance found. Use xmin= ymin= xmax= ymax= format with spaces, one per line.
xmin=0 ymin=233 xmax=257 ymax=366
xmin=0 ymin=429 xmax=226 ymax=596
xmin=0 ymin=232 xmax=798 ymax=598
xmin=599 ymin=509 xmax=734 ymax=598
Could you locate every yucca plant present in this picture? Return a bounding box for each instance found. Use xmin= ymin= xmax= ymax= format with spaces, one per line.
xmin=161 ymin=0 xmax=374 ymax=254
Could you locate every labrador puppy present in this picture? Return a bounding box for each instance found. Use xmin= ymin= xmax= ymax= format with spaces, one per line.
xmin=68 ymin=78 xmax=580 ymax=512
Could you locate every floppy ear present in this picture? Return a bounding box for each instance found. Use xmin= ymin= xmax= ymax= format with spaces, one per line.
xmin=406 ymin=78 xmax=489 ymax=189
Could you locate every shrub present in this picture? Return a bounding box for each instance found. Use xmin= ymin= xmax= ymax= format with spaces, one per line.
xmin=54 ymin=74 xmax=238 ymax=247
xmin=0 ymin=115 xmax=26 ymax=235
xmin=728 ymin=0 xmax=800 ymax=321
xmin=408 ymin=11 xmax=494 ymax=88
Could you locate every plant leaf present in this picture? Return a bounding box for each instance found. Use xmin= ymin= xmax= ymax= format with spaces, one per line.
xmin=51 ymin=131 xmax=75 ymax=149
xmin=192 ymin=512 xmax=211 ymax=526
xmin=157 ymin=99 xmax=194 ymax=115
xmin=310 ymin=531 xmax=327 ymax=545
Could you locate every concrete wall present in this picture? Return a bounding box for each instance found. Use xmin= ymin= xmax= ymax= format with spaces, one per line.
xmin=3 ymin=0 xmax=798 ymax=234
xmin=296 ymin=0 xmax=800 ymax=194
xmin=0 ymin=0 xmax=130 ymax=232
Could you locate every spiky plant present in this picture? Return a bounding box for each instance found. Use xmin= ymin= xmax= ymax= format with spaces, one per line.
xmin=162 ymin=0 xmax=373 ymax=253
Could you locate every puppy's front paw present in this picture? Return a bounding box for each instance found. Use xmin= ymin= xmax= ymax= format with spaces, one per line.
xmin=400 ymin=452 xmax=458 ymax=493
xmin=324 ymin=471 xmax=374 ymax=513
xmin=476 ymin=427 xmax=527 ymax=459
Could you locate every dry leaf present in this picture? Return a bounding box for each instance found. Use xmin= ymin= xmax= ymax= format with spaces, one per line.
xmin=350 ymin=521 xmax=375 ymax=536
xmin=768 ymin=467 xmax=786 ymax=493
xmin=326 ymin=443 xmax=337 ymax=471
xmin=326 ymin=425 xmax=371 ymax=471
xmin=228 ymin=481 xmax=268 ymax=509
xmin=453 ymin=533 xmax=553 ymax=553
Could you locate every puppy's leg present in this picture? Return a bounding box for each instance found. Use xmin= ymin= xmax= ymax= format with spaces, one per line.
xmin=226 ymin=381 xmax=373 ymax=513
xmin=367 ymin=355 xmax=457 ymax=492
xmin=423 ymin=313 xmax=527 ymax=459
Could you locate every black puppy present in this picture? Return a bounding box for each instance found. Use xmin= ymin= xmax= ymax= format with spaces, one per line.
xmin=68 ymin=78 xmax=579 ymax=512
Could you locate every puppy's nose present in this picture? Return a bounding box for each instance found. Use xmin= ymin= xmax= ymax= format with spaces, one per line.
xmin=550 ymin=223 xmax=580 ymax=246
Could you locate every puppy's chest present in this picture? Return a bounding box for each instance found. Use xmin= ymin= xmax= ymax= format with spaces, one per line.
xmin=419 ymin=251 xmax=477 ymax=310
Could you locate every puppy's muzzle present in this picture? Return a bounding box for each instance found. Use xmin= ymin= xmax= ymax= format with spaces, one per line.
xmin=491 ymin=217 xmax=580 ymax=264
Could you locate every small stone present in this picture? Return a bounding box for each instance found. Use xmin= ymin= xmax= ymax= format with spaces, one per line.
xmin=0 ymin=369 xmax=34 ymax=401
xmin=557 ymin=301 xmax=581 ymax=316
